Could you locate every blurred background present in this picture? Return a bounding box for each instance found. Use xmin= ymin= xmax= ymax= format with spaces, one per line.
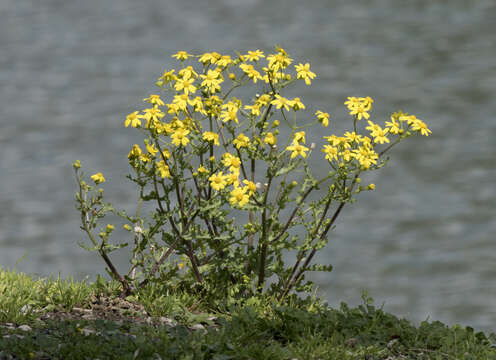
xmin=1 ymin=0 xmax=495 ymax=332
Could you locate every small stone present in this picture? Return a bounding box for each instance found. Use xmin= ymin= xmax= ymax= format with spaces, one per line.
xmin=81 ymin=327 xmax=95 ymax=336
xmin=18 ymin=325 xmax=32 ymax=332
xmin=160 ymin=317 xmax=178 ymax=327
xmin=190 ymin=323 xmax=205 ymax=331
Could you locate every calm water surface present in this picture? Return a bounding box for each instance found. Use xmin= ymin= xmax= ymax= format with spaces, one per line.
xmin=1 ymin=0 xmax=495 ymax=332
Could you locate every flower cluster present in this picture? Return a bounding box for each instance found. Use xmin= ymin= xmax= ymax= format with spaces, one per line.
xmin=78 ymin=47 xmax=431 ymax=301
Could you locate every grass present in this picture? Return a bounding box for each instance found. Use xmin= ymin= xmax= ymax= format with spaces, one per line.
xmin=1 ymin=267 xmax=496 ymax=359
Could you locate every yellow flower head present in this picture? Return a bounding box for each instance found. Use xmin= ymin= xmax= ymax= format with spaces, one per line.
xmin=245 ymin=103 xmax=261 ymax=116
xmin=293 ymin=131 xmax=306 ymax=144
xmin=245 ymin=50 xmax=265 ymax=61
xmin=209 ymin=171 xmax=228 ymax=191
xmin=143 ymin=94 xmax=165 ymax=107
xmin=271 ymin=95 xmax=294 ymax=111
xmin=291 ymin=97 xmax=305 ymax=111
xmin=229 ymin=186 xmax=250 ymax=207
xmin=295 ymin=63 xmax=316 ymax=85
xmin=91 ymin=172 xmax=105 ymax=184
xmin=172 ymin=51 xmax=192 ymax=61
xmin=197 ymin=165 xmax=209 ymax=175
xmin=146 ymin=142 xmax=159 ymax=157
xmin=216 ymin=55 xmax=232 ymax=67
xmin=125 ymin=111 xmax=143 ymax=128
xmin=171 ymin=128 xmax=190 ymax=147
xmin=128 ymin=144 xmax=143 ymax=160
xmin=159 ymin=69 xmax=176 ymax=83
xmin=174 ymin=77 xmax=197 ymax=95
xmin=242 ymin=179 xmax=257 ymax=195
xmin=200 ymin=69 xmax=223 ymax=93
xmin=267 ymin=49 xmax=292 ymax=72
xmin=322 ymin=144 xmax=339 ymax=162
xmin=315 ymin=110 xmax=330 ymax=127
xmin=156 ymin=160 xmax=171 ymax=178
xmin=286 ymin=142 xmax=309 ymax=159
xmin=202 ymin=131 xmax=220 ymax=146
xmin=263 ymin=132 xmax=277 ymax=146
xmin=199 ymin=52 xmax=221 ymax=65
xmin=178 ymin=66 xmax=198 ymax=80
xmin=233 ymin=133 xmax=250 ymax=149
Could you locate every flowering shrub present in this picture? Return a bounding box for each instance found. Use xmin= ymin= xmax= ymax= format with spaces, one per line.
xmin=74 ymin=47 xmax=430 ymax=301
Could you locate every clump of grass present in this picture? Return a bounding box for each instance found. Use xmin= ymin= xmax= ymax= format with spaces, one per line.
xmin=1 ymin=267 xmax=496 ymax=359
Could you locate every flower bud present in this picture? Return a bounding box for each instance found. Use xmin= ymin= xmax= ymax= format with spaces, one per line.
xmin=255 ymin=182 xmax=262 ymax=189
xmin=356 ymin=178 xmax=361 ymax=184
xmin=367 ymin=183 xmax=376 ymax=190
xmin=229 ymin=73 xmax=236 ymax=80
xmin=310 ymin=143 xmax=315 ymax=149
xmin=291 ymin=181 xmax=298 ymax=187
xmin=72 ymin=160 xmax=81 ymax=169
xmin=134 ymin=226 xmax=143 ymax=234
xmin=106 ymin=224 xmax=115 ymax=232
xmin=123 ymin=224 xmax=132 ymax=231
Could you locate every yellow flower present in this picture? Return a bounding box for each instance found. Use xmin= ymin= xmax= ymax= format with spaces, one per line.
xmin=245 ymin=103 xmax=261 ymax=116
xmin=410 ymin=118 xmax=432 ymax=136
xmin=222 ymin=153 xmax=241 ymax=170
xmin=295 ymin=63 xmax=316 ymax=85
xmin=161 ymin=148 xmax=171 ymax=159
xmin=202 ymin=131 xmax=220 ymax=146
xmin=373 ymin=128 xmax=390 ymax=144
xmin=216 ymin=55 xmax=232 ymax=67
xmin=229 ymin=186 xmax=250 ymax=207
xmin=171 ymin=128 xmax=190 ymax=147
xmin=146 ymin=143 xmax=159 ymax=156
xmin=293 ymin=131 xmax=306 ymax=144
xmin=128 ymin=144 xmax=143 ymax=160
xmin=200 ymin=69 xmax=223 ymax=93
xmin=172 ymin=51 xmax=192 ymax=61
xmin=178 ymin=66 xmax=198 ymax=80
xmin=125 ymin=111 xmax=143 ymax=128
xmin=156 ymin=160 xmax=171 ymax=178
xmin=197 ymin=165 xmax=209 ymax=174
xmin=142 ymin=107 xmax=165 ymax=127
xmin=256 ymin=94 xmax=271 ymax=107
xmin=291 ymin=97 xmax=305 ymax=111
xmin=385 ymin=117 xmax=403 ymax=135
xmin=267 ymin=50 xmax=292 ymax=71
xmin=322 ymin=144 xmax=338 ymax=162
xmin=243 ymin=179 xmax=257 ymax=195
xmin=271 ymin=95 xmax=294 ymax=111
xmin=159 ymin=69 xmax=177 ymax=83
xmin=226 ymin=171 xmax=240 ymax=187
xmin=143 ymin=94 xmax=165 ymax=106
xmin=286 ymin=141 xmax=309 ymax=159
xmin=199 ymin=52 xmax=221 ymax=65
xmin=315 ymin=110 xmax=330 ymax=127
xmin=209 ymin=171 xmax=228 ymax=191
xmin=345 ymin=96 xmax=373 ymax=120
xmin=239 ymin=63 xmax=263 ymax=83
xmin=91 ymin=172 xmax=105 ymax=184
xmin=245 ymin=50 xmax=265 ymax=61
xmin=174 ymin=78 xmax=197 ymax=95
xmin=349 ymin=104 xmax=370 ymax=120
xmin=233 ymin=133 xmax=250 ymax=149
xmin=263 ymin=132 xmax=277 ymax=146
xmin=220 ymin=108 xmax=239 ymax=124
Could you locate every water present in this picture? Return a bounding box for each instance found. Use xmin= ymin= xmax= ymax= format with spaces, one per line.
xmin=1 ymin=0 xmax=495 ymax=332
